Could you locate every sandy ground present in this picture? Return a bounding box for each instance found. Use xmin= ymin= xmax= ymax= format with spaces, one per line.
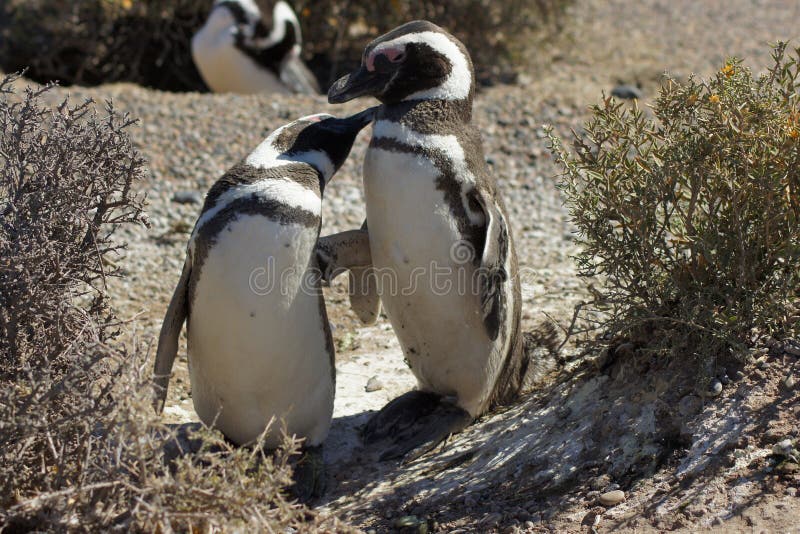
xmin=14 ymin=0 xmax=800 ymax=531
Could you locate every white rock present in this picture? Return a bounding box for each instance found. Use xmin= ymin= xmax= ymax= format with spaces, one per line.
xmin=598 ymin=490 xmax=626 ymax=506
xmin=365 ymin=376 xmax=383 ymax=392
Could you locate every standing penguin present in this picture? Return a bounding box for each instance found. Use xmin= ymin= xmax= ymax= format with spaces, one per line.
xmin=152 ymin=108 xmax=375 ymax=498
xmin=326 ymin=21 xmax=527 ymax=460
xmin=192 ymin=0 xmax=320 ymax=94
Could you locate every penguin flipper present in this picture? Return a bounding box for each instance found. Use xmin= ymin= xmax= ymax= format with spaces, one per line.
xmin=153 ymin=256 xmax=191 ymax=414
xmin=316 ymin=223 xmax=381 ymax=325
xmin=470 ymin=189 xmax=510 ymax=341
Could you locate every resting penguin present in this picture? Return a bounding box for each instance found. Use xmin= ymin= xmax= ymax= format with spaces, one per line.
xmin=192 ymin=0 xmax=320 ymax=94
xmin=152 ymin=107 xmax=375 ymax=498
xmin=326 ymin=20 xmax=527 ymax=460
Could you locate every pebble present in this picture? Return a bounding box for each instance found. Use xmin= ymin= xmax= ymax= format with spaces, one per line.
xmin=393 ymin=515 xmax=419 ymax=527
xmin=172 ymin=190 xmax=202 ymax=204
xmin=598 ymin=490 xmax=626 ymax=506
xmin=783 ymin=373 xmax=796 ymax=389
xmin=365 ymin=376 xmax=383 ymax=392
xmin=611 ymin=85 xmax=643 ymax=99
xmin=706 ymin=379 xmax=723 ymax=397
xmin=772 ymin=439 xmax=796 ymax=457
xmin=783 ymin=340 xmax=800 ymax=356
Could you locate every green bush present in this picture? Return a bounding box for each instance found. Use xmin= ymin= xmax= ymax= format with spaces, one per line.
xmin=549 ymin=43 xmax=800 ymax=366
xmin=0 ymin=0 xmax=572 ymax=91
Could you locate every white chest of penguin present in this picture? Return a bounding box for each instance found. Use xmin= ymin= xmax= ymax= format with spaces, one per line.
xmin=362 ymin=124 xmax=501 ymax=416
xmin=187 ymin=215 xmax=333 ymax=448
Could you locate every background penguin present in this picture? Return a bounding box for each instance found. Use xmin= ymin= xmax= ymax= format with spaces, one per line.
xmin=192 ymin=0 xmax=320 ymax=94
xmin=152 ymin=107 xmax=375 ymax=499
xmin=327 ymin=20 xmax=527 ymax=460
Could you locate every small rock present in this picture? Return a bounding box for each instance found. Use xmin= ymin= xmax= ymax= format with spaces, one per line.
xmin=783 ymin=373 xmax=796 ymax=389
xmin=394 ymin=515 xmax=426 ymax=532
xmin=365 ymin=376 xmax=383 ymax=392
xmin=706 ymin=379 xmax=723 ymax=397
xmin=772 ymin=439 xmax=796 ymax=457
xmin=783 ymin=339 xmax=800 ymax=356
xmin=611 ymin=85 xmax=643 ymax=99
xmin=787 ymin=487 xmax=798 ymax=497
xmin=172 ymin=190 xmax=202 ymax=204
xmin=598 ymin=490 xmax=626 ymax=506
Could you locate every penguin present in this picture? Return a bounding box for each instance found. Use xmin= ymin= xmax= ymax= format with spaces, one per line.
xmin=152 ymin=107 xmax=375 ymax=498
xmin=326 ymin=20 xmax=527 ymax=460
xmin=191 ymin=0 xmax=320 ymax=95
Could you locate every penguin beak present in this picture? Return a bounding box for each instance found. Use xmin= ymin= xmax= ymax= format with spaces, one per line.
xmin=328 ymin=66 xmax=390 ymax=104
xmin=320 ymin=106 xmax=378 ymax=133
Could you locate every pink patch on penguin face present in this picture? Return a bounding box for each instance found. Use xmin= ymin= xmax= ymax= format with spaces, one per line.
xmin=365 ymin=44 xmax=406 ymax=72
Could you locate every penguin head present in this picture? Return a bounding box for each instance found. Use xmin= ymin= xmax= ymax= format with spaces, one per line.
xmin=211 ymin=1 xmax=301 ymax=50
xmin=328 ymin=20 xmax=475 ymax=105
xmin=266 ymin=107 xmax=377 ymax=183
xmin=209 ymin=0 xmax=262 ymax=37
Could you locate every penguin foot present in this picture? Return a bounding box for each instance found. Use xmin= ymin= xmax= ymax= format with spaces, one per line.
xmin=381 ymin=403 xmax=472 ymax=463
xmin=362 ymin=390 xmax=441 ymax=444
xmin=363 ymin=392 xmax=472 ymax=462
xmin=290 ymin=445 xmax=326 ymax=502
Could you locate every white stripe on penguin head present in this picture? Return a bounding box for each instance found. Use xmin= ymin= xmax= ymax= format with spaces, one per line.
xmin=250 ymin=1 xmax=303 ymax=49
xmin=368 ymin=31 xmax=473 ymax=102
xmin=245 ymin=119 xmax=335 ymax=180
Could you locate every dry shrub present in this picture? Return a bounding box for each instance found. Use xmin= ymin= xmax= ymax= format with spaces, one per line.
xmin=549 ymin=43 xmax=800 ymax=367
xmin=0 ymin=0 xmax=572 ymax=91
xmin=0 ymin=74 xmax=346 ymax=532
xmin=297 ymin=0 xmax=573 ymax=87
xmin=0 ymin=0 xmax=209 ymax=91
